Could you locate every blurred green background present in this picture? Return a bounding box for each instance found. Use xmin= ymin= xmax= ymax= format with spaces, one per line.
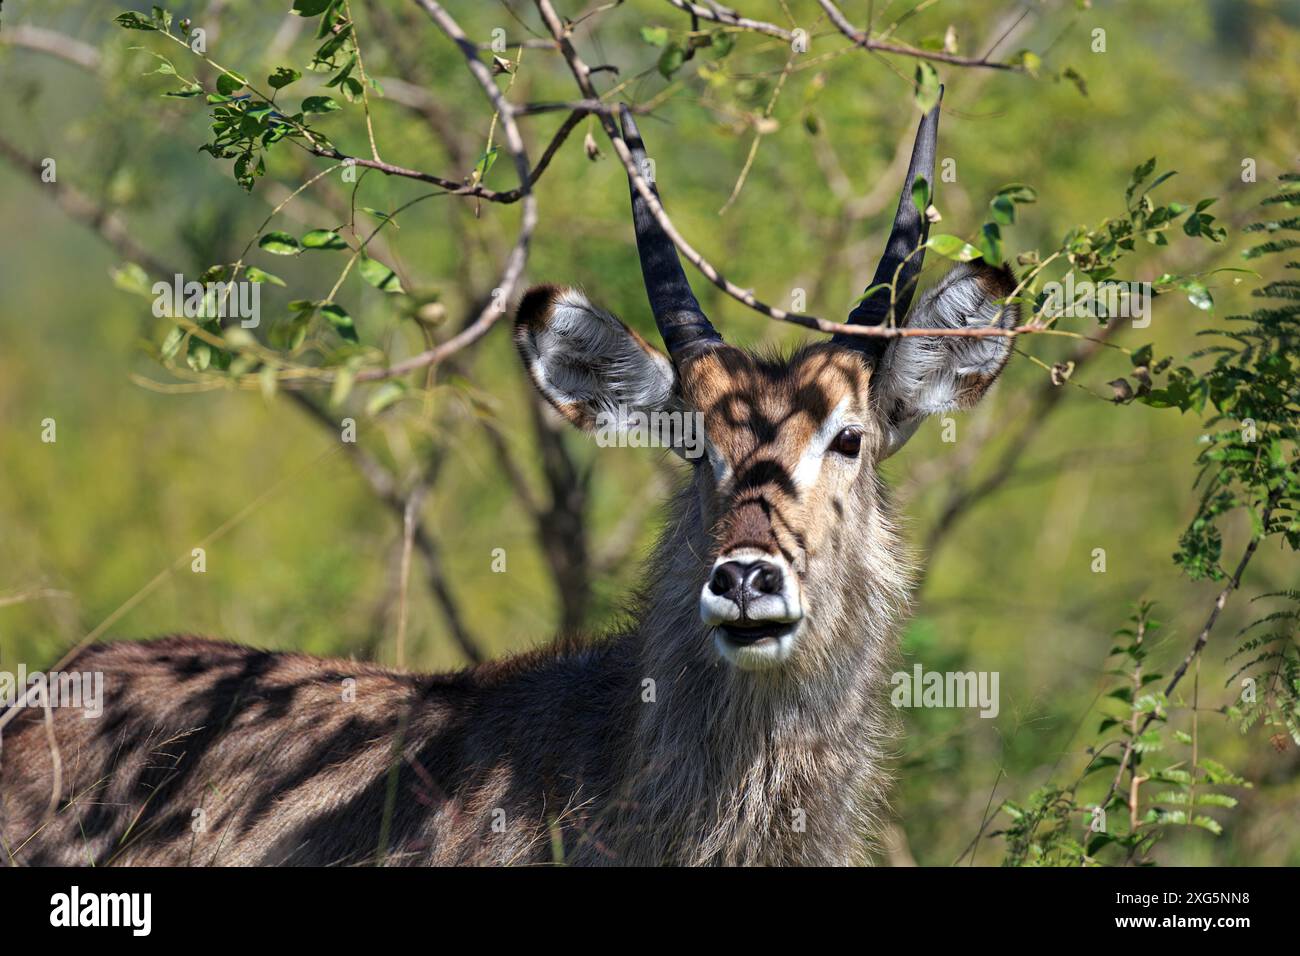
xmin=1 ymin=0 xmax=1297 ymax=864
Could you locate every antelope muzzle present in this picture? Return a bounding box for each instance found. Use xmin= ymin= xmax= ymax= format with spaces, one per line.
xmin=700 ymin=547 xmax=804 ymax=670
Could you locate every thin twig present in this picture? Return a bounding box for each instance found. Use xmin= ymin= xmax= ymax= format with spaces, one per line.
xmin=664 ymin=0 xmax=1022 ymax=70
xmin=1092 ymin=496 xmax=1278 ymax=818
xmin=349 ymin=0 xmax=538 ymax=385
xmin=537 ymin=0 xmax=1043 ymax=344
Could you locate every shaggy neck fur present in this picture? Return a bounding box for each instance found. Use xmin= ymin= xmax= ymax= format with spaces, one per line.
xmin=601 ymin=471 xmax=914 ymax=866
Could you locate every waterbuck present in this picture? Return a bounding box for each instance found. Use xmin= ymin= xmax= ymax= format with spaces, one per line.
xmin=0 ymin=97 xmax=1017 ymax=866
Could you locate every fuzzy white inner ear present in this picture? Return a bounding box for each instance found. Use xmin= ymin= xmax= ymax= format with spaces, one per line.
xmin=527 ymin=289 xmax=675 ymax=421
xmin=876 ymin=261 xmax=1016 ymax=419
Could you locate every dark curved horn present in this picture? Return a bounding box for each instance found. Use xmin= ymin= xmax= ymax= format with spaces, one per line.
xmin=833 ymin=87 xmax=943 ymax=356
xmin=619 ymin=104 xmax=723 ymax=361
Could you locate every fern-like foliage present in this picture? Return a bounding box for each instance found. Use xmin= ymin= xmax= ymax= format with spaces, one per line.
xmin=999 ymin=168 xmax=1300 ymax=866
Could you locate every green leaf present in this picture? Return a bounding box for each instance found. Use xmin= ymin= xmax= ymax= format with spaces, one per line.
xmin=160 ymin=326 xmax=185 ymax=361
xmin=143 ymin=56 xmax=177 ymax=77
xmin=1129 ymin=157 xmax=1157 ymax=198
xmin=330 ymin=366 xmax=355 ymax=407
xmin=269 ymin=67 xmax=302 ymax=90
xmin=658 ymin=42 xmax=687 ymax=79
xmin=640 ymin=26 xmax=670 ymax=47
xmin=358 ymin=256 xmax=404 ymax=293
xmin=996 ymin=183 xmax=1037 ymax=204
xmin=115 ymin=12 xmax=157 ymax=31
xmin=341 ymin=76 xmax=364 ymax=101
xmin=1199 ymin=757 xmax=1247 ymax=786
xmin=1013 ymin=49 xmax=1041 ymax=77
xmin=927 ymin=234 xmax=981 ymax=261
xmin=977 ymin=222 xmax=1002 ymax=264
xmin=292 ymin=0 xmax=335 ymax=15
xmin=245 ymin=266 xmax=286 ymax=286
xmin=366 ymin=381 xmax=407 ymax=416
xmin=186 ymin=338 xmax=212 ymax=371
xmin=911 ymin=176 xmax=931 ymax=216
xmin=913 ymin=62 xmax=941 ymax=113
xmin=302 ymin=95 xmax=342 ymax=114
xmin=989 ymin=194 xmax=1016 ymax=226
xmin=472 ymin=147 xmax=500 ymax=183
xmin=710 ymin=30 xmax=735 ymax=58
xmin=1182 ymin=279 xmax=1213 ymax=311
xmin=111 ymin=262 xmax=154 ymax=297
xmin=216 ymin=72 xmax=246 ymax=96
xmin=1195 ymin=793 xmax=1238 ymax=809
xmin=320 ymin=302 xmax=358 ymax=342
xmin=1191 ymin=815 xmax=1223 ymax=836
xmin=302 ymin=229 xmax=348 ymax=250
xmin=258 ymin=231 xmax=301 ymax=255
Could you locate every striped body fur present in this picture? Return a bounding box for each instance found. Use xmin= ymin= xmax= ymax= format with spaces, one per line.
xmin=1 ymin=96 xmax=1019 ymax=866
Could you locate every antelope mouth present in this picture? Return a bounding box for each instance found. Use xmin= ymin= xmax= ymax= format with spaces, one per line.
xmin=718 ymin=620 xmax=797 ymax=646
xmin=712 ymin=618 xmax=802 ymax=670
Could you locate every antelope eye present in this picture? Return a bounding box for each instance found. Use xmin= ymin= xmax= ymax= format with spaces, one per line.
xmin=829 ymin=427 xmax=862 ymax=457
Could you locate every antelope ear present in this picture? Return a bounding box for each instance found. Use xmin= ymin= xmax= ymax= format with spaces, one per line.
xmin=514 ymin=285 xmax=676 ymax=433
xmin=872 ymin=261 xmax=1018 ymax=457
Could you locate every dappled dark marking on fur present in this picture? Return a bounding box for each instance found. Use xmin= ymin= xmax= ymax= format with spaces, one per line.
xmin=1 ymin=255 xmax=1017 ymax=866
xmin=1 ymin=634 xmax=644 ymax=865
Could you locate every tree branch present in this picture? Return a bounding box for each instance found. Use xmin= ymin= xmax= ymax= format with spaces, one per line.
xmin=1091 ymin=495 xmax=1278 ymax=819
xmin=348 ymin=0 xmax=538 ymax=384
xmin=664 ymin=0 xmax=1023 ymax=71
xmin=0 ymin=135 xmax=172 ymax=278
xmin=287 ymin=393 xmax=485 ymax=664
xmin=0 ymin=130 xmax=488 ymax=665
xmin=815 ymin=0 xmax=1022 ymax=71
xmin=537 ymin=0 xmax=1039 ymax=343
xmin=0 ymin=24 xmax=102 ymax=70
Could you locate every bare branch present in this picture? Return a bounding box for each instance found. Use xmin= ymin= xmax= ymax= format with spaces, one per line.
xmin=0 ymin=131 xmax=487 ymax=665
xmin=0 ymin=24 xmax=102 ymax=70
xmin=815 ymin=0 xmax=1023 ymax=71
xmin=664 ymin=0 xmax=1023 ymax=71
xmin=1091 ymin=494 xmax=1278 ymax=821
xmin=340 ymin=0 xmax=538 ymax=385
xmin=287 ymin=393 xmax=485 ymax=664
xmin=662 ymin=0 xmax=792 ymax=40
xmin=536 ymin=0 xmax=1039 ymax=343
xmin=0 ymin=135 xmax=172 ymax=277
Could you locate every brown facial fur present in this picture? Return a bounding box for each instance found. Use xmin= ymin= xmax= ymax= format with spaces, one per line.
xmin=678 ymin=344 xmax=879 ymax=564
xmin=1 ymin=270 xmax=1013 ymax=867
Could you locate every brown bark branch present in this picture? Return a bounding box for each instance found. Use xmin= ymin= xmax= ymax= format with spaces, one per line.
xmin=537 ymin=0 xmax=1043 ymax=344
xmin=0 ymin=131 xmax=488 ymax=665
xmin=0 ymin=24 xmax=102 ymax=70
xmin=815 ymin=0 xmax=1023 ymax=71
xmin=346 ymin=0 xmax=538 ymax=385
xmin=287 ymin=394 xmax=485 ymax=664
xmin=664 ymin=0 xmax=1023 ymax=71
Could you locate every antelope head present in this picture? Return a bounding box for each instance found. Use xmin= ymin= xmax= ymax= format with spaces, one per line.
xmin=515 ymin=97 xmax=1017 ymax=673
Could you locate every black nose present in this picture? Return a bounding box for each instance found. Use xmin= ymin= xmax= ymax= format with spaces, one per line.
xmin=708 ymin=559 xmax=784 ymax=604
